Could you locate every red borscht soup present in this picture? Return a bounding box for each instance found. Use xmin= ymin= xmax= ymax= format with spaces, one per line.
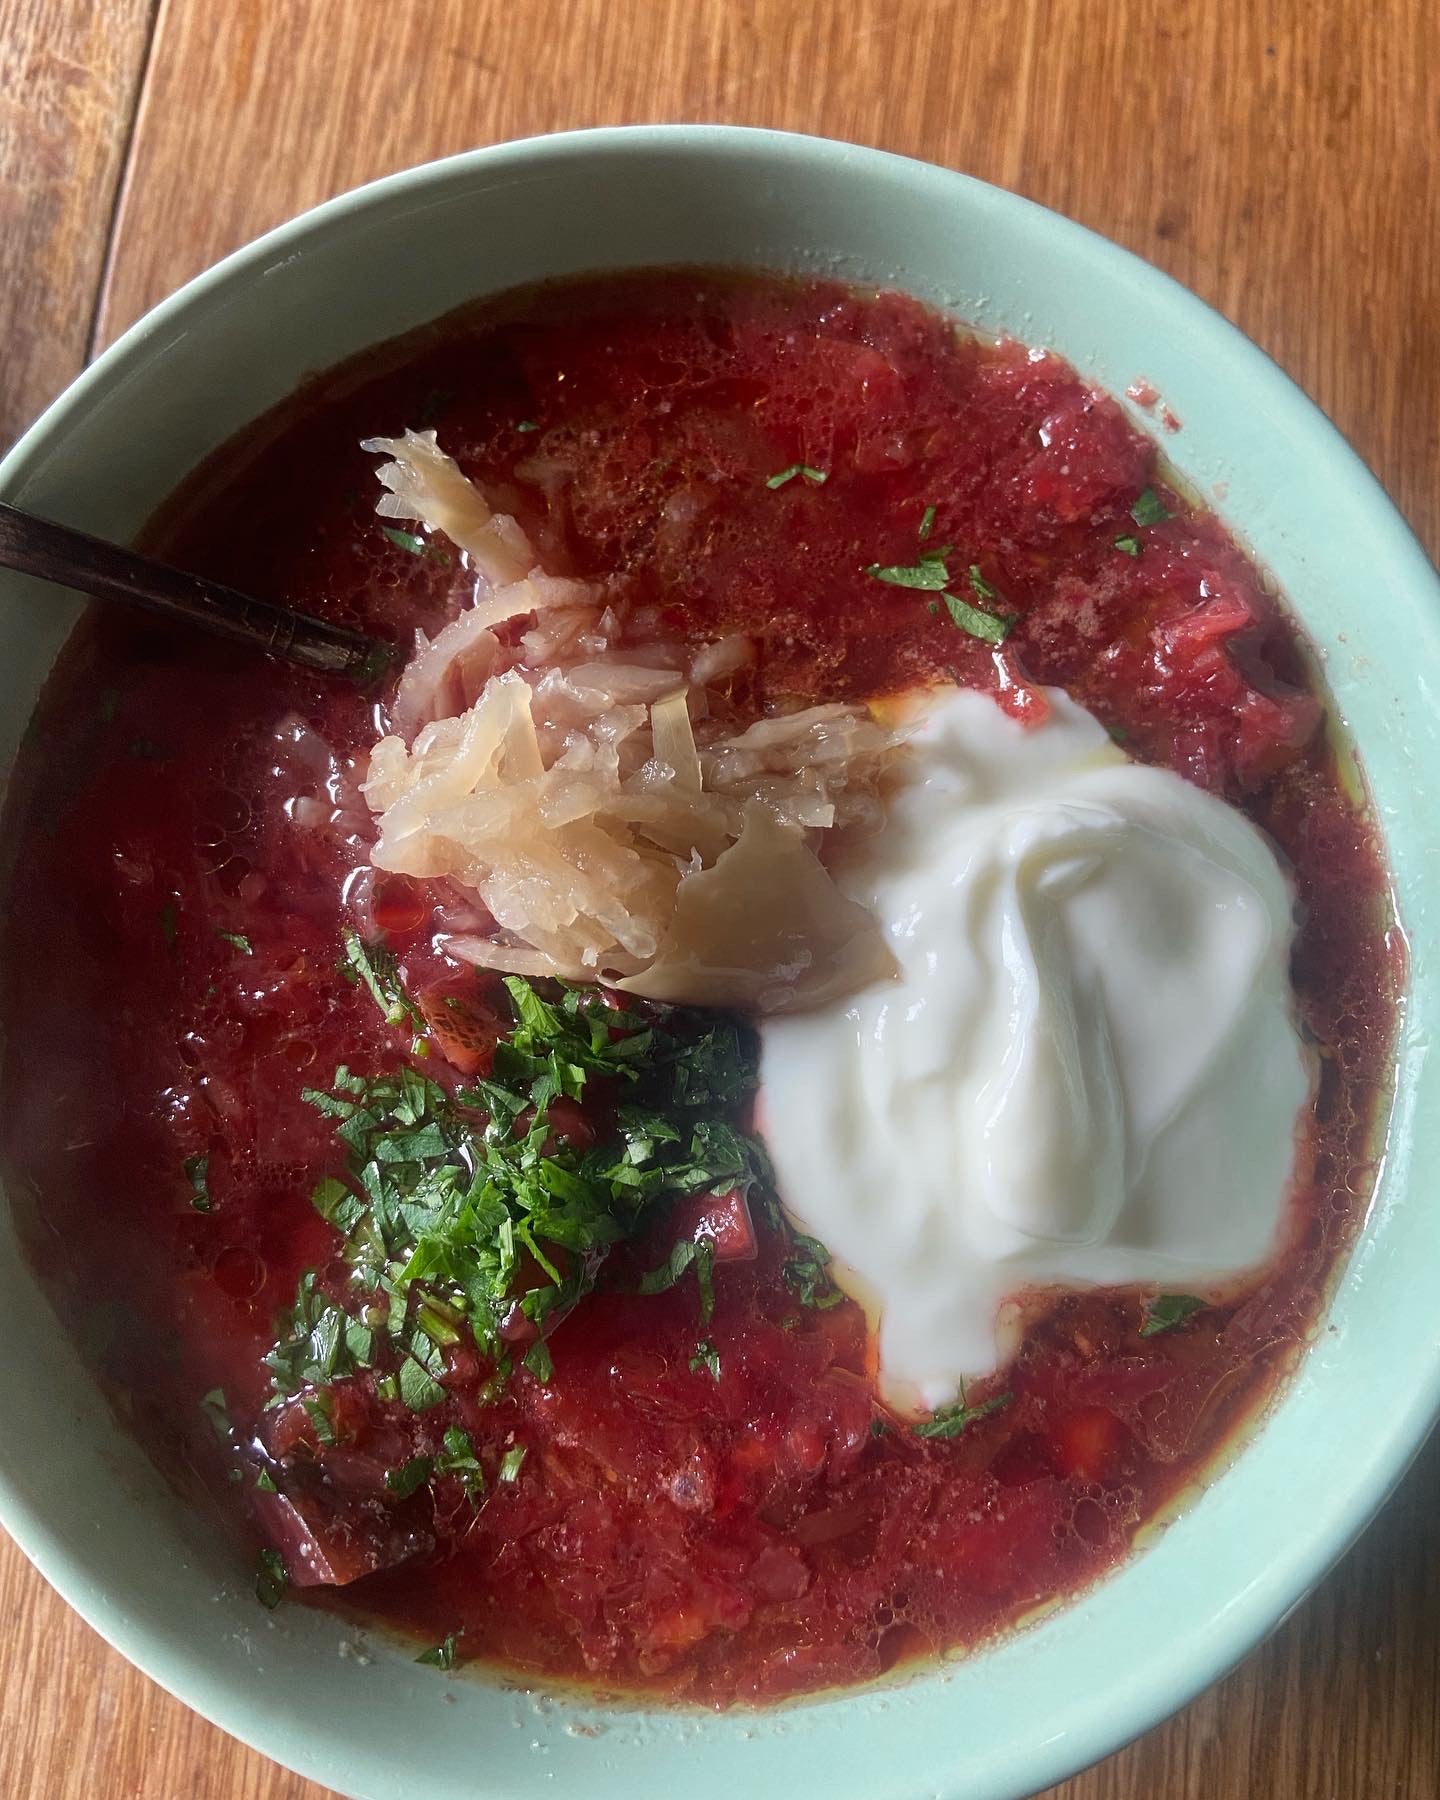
xmin=0 ymin=272 xmax=1398 ymax=1703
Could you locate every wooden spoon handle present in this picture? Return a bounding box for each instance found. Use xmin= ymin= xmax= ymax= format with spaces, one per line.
xmin=0 ymin=500 xmax=390 ymax=680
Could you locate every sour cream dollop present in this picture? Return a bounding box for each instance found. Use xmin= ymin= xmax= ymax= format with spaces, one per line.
xmin=759 ymin=687 xmax=1310 ymax=1411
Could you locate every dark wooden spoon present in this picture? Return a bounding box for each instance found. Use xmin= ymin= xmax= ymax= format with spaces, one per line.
xmin=0 ymin=500 xmax=391 ymax=681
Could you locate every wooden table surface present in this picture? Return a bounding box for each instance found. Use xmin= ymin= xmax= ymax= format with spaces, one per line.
xmin=2 ymin=1 xmax=1437 ymax=1794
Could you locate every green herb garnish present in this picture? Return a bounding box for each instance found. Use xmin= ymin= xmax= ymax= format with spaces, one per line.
xmin=416 ymin=1633 xmax=459 ymax=1669
xmin=918 ymin=503 xmax=938 ymax=540
xmin=864 ymin=547 xmax=953 ymax=590
xmin=498 ymin=1444 xmax=528 ymax=1483
xmin=866 ymin=546 xmax=1011 ymax=644
xmin=766 ymin=463 xmax=828 ymax=489
xmin=385 ymin=1455 xmax=434 ymax=1499
xmin=1130 ymin=487 xmax=1170 ymax=526
xmin=264 ymin=980 xmax=791 ymax=1437
xmin=941 ymin=591 xmax=1010 ymax=645
xmin=302 ymin=1392 xmax=339 ymax=1446
xmin=516 ymin=419 xmax=540 ymax=433
xmin=381 ymin=524 xmax=450 ymax=565
xmin=1113 ymin=534 xmax=1142 ymax=557
xmin=689 ymin=1340 xmax=722 ymax=1380
xmin=967 ymin=565 xmax=1001 ymax=603
xmin=781 ymin=1233 xmax=844 ymax=1311
xmin=1139 ymin=1293 xmax=1206 ymax=1337
xmin=184 ymin=1153 xmax=212 ymax=1213
xmin=339 ymin=930 xmax=426 ymax=1031
xmin=160 ymin=902 xmax=179 ymax=948
xmin=255 ymin=1469 xmax=279 ymax=1493
xmin=637 ymin=1235 xmax=717 ymax=1324
xmin=436 ymin=1426 xmax=485 ymax=1500
xmin=913 ymin=1383 xmax=1013 ymax=1439
xmin=256 ymin=1549 xmax=288 ymax=1610
xmin=216 ymin=929 xmax=253 ymax=954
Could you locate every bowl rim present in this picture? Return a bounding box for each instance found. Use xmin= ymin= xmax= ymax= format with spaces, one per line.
xmin=2 ymin=121 xmax=1438 ymax=1800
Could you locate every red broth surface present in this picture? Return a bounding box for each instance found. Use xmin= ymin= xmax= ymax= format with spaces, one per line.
xmin=0 ymin=272 xmax=1399 ymax=1703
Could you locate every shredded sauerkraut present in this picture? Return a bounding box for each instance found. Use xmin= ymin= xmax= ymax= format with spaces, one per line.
xmin=360 ymin=429 xmax=906 ymax=1012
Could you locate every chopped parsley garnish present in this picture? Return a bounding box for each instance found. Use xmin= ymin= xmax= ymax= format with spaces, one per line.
xmin=381 ymin=525 xmax=451 ymax=564
xmin=498 ymin=1444 xmax=528 ymax=1483
xmin=436 ymin=1426 xmax=485 ymax=1500
xmin=766 ymin=463 xmax=828 ymax=489
xmin=263 ymin=980 xmax=778 ymax=1425
xmin=215 ymin=929 xmax=253 ymax=954
xmin=918 ymin=503 xmax=938 ymax=540
xmin=184 ymin=1153 xmax=212 ymax=1213
xmin=1113 ymin=533 xmax=1142 ymax=557
xmin=1130 ymin=487 xmax=1171 ymax=526
xmin=256 ymin=1548 xmax=288 ymax=1610
xmin=264 ymin=1269 xmax=378 ymax=1399
xmin=1139 ymin=1293 xmax=1206 ymax=1337
xmin=339 ymin=930 xmax=426 ymax=1031
xmin=637 ymin=1235 xmax=715 ymax=1324
xmin=516 ymin=419 xmax=540 ymax=433
xmin=416 ymin=1633 xmax=460 ymax=1669
xmin=385 ymin=1455 xmax=434 ymax=1499
xmin=866 ymin=546 xmax=1012 ymax=644
xmin=941 ymin=590 xmax=1010 ymax=646
xmin=302 ymin=1392 xmax=339 ymax=1446
xmin=255 ymin=1468 xmax=279 ymax=1493
xmin=781 ymin=1233 xmax=844 ymax=1311
xmin=864 ymin=547 xmax=953 ymax=591
xmin=967 ymin=565 xmax=1001 ymax=603
xmin=689 ymin=1340 xmax=722 ymax=1381
xmin=912 ymin=1383 xmax=1013 ymax=1439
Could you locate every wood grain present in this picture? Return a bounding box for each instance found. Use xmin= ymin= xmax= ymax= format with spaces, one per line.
xmin=0 ymin=0 xmax=155 ymax=452
xmin=1 ymin=0 xmax=1438 ymax=1795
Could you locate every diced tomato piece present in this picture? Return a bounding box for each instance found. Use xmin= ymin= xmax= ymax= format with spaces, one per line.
xmin=669 ymin=1186 xmax=757 ymax=1261
xmin=1052 ymin=1405 xmax=1123 ymax=1482
xmin=418 ymin=975 xmax=504 ymax=1076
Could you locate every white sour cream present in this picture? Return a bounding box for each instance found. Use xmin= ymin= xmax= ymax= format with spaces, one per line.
xmin=759 ymin=687 xmax=1310 ymax=1411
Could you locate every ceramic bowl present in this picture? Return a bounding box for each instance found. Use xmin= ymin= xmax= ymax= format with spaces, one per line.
xmin=1 ymin=126 xmax=1437 ymax=1800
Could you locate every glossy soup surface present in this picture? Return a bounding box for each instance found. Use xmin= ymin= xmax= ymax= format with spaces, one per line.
xmin=0 ymin=272 xmax=1399 ymax=1702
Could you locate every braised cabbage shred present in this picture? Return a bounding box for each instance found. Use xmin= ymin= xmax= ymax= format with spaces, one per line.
xmin=360 ymin=430 xmax=903 ymax=1012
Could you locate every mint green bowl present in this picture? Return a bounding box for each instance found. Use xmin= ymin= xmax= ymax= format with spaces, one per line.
xmin=1 ymin=127 xmax=1436 ymax=1800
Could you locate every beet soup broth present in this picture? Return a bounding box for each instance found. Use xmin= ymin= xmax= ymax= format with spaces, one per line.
xmin=0 ymin=272 xmax=1398 ymax=1703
